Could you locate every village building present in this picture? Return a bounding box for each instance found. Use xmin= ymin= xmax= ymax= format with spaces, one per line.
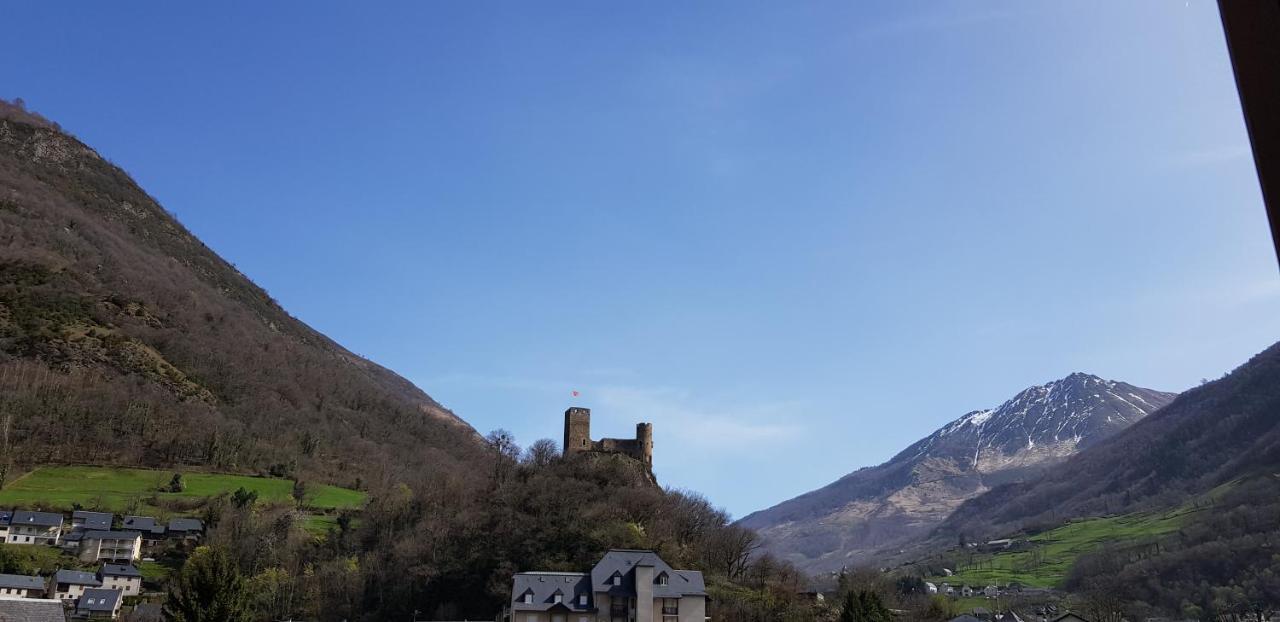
xmin=0 ymin=574 xmax=47 ymax=598
xmin=78 ymin=531 xmax=143 ymax=563
xmin=0 ymin=510 xmax=12 ymax=541
xmin=121 ymin=515 xmax=166 ymax=549
xmin=72 ymin=511 xmax=113 ymax=532
xmin=99 ymin=564 xmax=143 ymax=597
xmin=76 ymin=587 xmax=122 ymax=619
xmin=1050 ymin=613 xmax=1091 ymax=622
xmin=510 ymin=549 xmax=706 ymax=622
xmin=8 ymin=511 xmax=62 ymax=545
xmin=166 ymin=517 xmax=203 ymax=541
xmin=50 ymin=569 xmax=102 ymax=603
xmin=0 ymin=596 xmax=65 ymax=621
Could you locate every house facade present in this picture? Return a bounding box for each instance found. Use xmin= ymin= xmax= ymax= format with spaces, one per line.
xmin=8 ymin=511 xmax=62 ymax=545
xmin=511 ymin=550 xmax=706 ymax=622
xmin=50 ymin=569 xmax=101 ymax=602
xmin=99 ymin=564 xmax=143 ymax=597
xmin=78 ymin=531 xmax=143 ymax=563
xmin=0 ymin=573 xmax=47 ymax=598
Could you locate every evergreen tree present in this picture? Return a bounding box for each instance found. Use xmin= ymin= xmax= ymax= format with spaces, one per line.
xmin=840 ymin=590 xmax=892 ymax=622
xmin=163 ymin=546 xmax=251 ymax=622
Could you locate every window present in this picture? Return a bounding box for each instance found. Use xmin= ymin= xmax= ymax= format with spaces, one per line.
xmin=611 ymin=574 xmax=622 ymax=586
xmin=553 ymin=593 xmax=563 ymax=604
xmin=579 ymin=594 xmax=588 ymax=606
xmin=656 ymin=572 xmax=668 ymax=585
xmin=662 ymin=598 xmax=679 ymax=619
xmin=611 ymin=599 xmax=627 ymax=619
xmin=522 ymin=592 xmax=533 ymax=604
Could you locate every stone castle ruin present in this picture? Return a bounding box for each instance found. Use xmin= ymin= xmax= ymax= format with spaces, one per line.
xmin=562 ymin=407 xmax=653 ymax=466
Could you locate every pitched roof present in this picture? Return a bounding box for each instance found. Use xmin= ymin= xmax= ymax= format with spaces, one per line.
xmin=1050 ymin=614 xmax=1091 ymax=622
xmin=589 ymin=550 xmax=705 ymax=598
xmin=0 ymin=574 xmax=45 ymax=590
xmin=510 ymin=572 xmax=592 ymax=612
xmin=76 ymin=588 xmax=122 ymax=612
xmin=121 ymin=515 xmax=164 ymax=534
xmin=167 ymin=517 xmax=203 ymax=532
xmin=0 ymin=596 xmax=67 ymax=621
xmin=54 ymin=569 xmax=102 ymax=587
xmin=72 ymin=511 xmax=113 ymax=531
xmin=100 ymin=563 xmax=141 ymax=578
xmin=0 ymin=510 xmax=12 ymax=526
xmin=11 ymin=510 xmax=62 ymax=527
xmin=948 ymin=617 xmax=985 ymax=622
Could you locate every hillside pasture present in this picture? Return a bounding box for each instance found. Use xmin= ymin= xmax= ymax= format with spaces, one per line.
xmin=932 ymin=505 xmax=1201 ymax=588
xmin=0 ymin=466 xmax=366 ymax=513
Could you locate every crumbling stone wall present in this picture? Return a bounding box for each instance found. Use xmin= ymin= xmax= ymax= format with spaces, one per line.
xmin=562 ymin=407 xmax=653 ymax=466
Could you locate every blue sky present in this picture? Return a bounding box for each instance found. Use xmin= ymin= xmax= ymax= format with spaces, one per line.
xmin=3 ymin=1 xmax=1277 ymax=519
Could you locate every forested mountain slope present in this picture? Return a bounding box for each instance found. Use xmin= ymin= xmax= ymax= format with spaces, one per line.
xmin=739 ymin=373 xmax=1174 ymax=572
xmin=0 ymin=99 xmax=480 ymax=488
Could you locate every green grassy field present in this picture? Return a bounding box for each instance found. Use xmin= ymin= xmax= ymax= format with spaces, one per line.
xmin=931 ymin=505 xmax=1200 ymax=588
xmin=0 ymin=466 xmax=367 ymax=513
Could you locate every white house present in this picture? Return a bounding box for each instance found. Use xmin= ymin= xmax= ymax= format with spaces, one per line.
xmin=71 ymin=511 xmax=113 ymax=533
xmin=50 ymin=569 xmax=101 ymax=603
xmin=78 ymin=531 xmax=142 ymax=563
xmin=99 ymin=564 xmax=143 ymax=597
xmin=8 ymin=511 xmax=62 ymax=545
xmin=75 ymin=587 xmax=122 ymax=619
xmin=0 ymin=510 xmax=12 ymax=542
xmin=0 ymin=574 xmax=46 ymax=598
xmin=511 ymin=549 xmax=707 ymax=622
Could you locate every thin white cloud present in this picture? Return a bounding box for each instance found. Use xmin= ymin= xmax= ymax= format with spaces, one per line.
xmin=590 ymin=384 xmax=806 ymax=452
xmin=1160 ymin=143 xmax=1252 ymax=169
xmin=855 ymin=7 xmax=1017 ymax=41
xmin=427 ymin=373 xmax=807 ymax=453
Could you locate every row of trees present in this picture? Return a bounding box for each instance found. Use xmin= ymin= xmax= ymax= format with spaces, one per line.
xmin=139 ymin=432 xmax=828 ymax=621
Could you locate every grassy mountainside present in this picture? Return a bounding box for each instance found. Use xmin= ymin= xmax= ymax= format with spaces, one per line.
xmin=0 ymin=99 xmax=482 ymax=490
xmin=0 ymin=465 xmax=366 ymax=512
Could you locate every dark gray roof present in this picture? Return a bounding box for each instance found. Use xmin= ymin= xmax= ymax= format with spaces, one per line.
xmin=949 ymin=617 xmax=985 ymax=622
xmin=121 ymin=516 xmax=164 ymax=535
xmin=76 ymin=588 xmax=121 ymax=612
xmin=0 ymin=597 xmax=66 ymax=621
xmin=167 ymin=517 xmax=203 ymax=532
xmin=0 ymin=573 xmax=45 ymax=590
xmin=81 ymin=530 xmax=141 ymax=542
xmin=11 ymin=511 xmax=62 ymax=528
xmin=72 ymin=511 xmax=113 ymax=531
xmin=0 ymin=510 xmax=12 ymax=526
xmin=589 ymin=550 xmax=705 ymax=598
xmin=510 ymin=573 xmax=592 ymax=612
xmin=54 ymin=569 xmax=101 ymax=587
xmin=100 ymin=563 xmax=141 ymax=578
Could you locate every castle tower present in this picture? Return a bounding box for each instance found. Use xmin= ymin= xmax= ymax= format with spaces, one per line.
xmin=563 ymin=407 xmax=592 ymax=455
xmin=636 ymin=422 xmax=653 ymax=465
